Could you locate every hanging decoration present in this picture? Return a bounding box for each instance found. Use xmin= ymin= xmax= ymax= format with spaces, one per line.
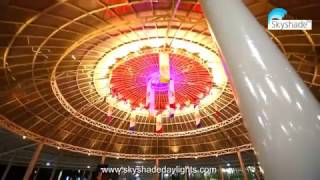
xmin=168 ymin=79 xmax=175 ymax=119
xmin=159 ymin=52 xmax=170 ymax=83
xmin=105 ymin=105 xmax=113 ymax=124
xmin=214 ymin=111 xmax=221 ymax=122
xmin=146 ymin=80 xmax=156 ymax=116
xmin=155 ymin=115 xmax=163 ymax=134
xmin=129 ymin=111 xmax=136 ymax=131
xmin=195 ymin=105 xmax=201 ymax=128
xmin=213 ymin=105 xmax=221 ymax=122
xmin=145 ymin=81 xmax=151 ymax=109
xmin=143 ymin=52 xmax=175 ymax=133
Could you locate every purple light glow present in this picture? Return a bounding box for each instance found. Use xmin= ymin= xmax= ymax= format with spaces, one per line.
xmin=110 ymin=53 xmax=213 ymax=110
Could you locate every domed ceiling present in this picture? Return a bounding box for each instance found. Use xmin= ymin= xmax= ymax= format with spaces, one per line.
xmin=108 ymin=52 xmax=212 ymax=110
xmin=0 ymin=0 xmax=319 ymax=159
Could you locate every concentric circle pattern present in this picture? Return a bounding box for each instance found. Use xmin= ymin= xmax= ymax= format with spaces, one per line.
xmin=110 ymin=52 xmax=212 ymax=110
xmin=0 ymin=0 xmax=319 ymax=159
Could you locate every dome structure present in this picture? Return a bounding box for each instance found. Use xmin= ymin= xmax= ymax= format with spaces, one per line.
xmin=0 ymin=0 xmax=243 ymax=159
xmin=0 ymin=0 xmax=319 ymax=166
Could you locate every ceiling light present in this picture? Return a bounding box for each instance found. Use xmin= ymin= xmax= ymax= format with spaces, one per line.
xmin=71 ymin=54 xmax=76 ymax=60
xmin=94 ymin=38 xmax=227 ymax=115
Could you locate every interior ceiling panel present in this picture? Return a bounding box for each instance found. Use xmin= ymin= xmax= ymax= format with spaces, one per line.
xmin=0 ymin=0 xmax=319 ymax=160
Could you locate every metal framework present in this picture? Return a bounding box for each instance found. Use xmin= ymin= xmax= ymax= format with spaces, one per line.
xmin=0 ymin=115 xmax=252 ymax=159
xmin=0 ymin=0 xmax=318 ymax=159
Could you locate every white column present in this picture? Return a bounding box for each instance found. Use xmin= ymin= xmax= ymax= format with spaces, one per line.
xmin=200 ymin=0 xmax=320 ymax=180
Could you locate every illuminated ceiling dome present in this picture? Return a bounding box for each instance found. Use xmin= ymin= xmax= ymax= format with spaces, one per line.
xmin=0 ymin=0 xmax=319 ymax=160
xmin=109 ymin=52 xmax=213 ymax=110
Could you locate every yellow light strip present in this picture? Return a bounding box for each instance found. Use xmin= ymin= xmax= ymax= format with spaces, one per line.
xmin=159 ymin=52 xmax=170 ymax=83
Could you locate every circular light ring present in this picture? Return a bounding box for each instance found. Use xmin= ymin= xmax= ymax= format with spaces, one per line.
xmin=50 ymin=26 xmax=234 ymax=137
xmin=51 ymin=37 xmax=233 ymax=137
xmin=100 ymin=47 xmax=219 ymax=115
xmin=53 ymin=77 xmax=241 ymax=137
xmin=50 ymin=26 xmax=217 ymax=115
xmin=108 ymin=51 xmax=212 ymax=111
xmin=0 ymin=114 xmax=253 ymax=160
xmin=52 ymin=27 xmax=218 ymax=123
xmin=94 ymin=38 xmax=228 ymax=117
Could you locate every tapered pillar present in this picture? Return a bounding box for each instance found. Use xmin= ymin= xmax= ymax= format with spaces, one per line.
xmin=237 ymin=151 xmax=248 ymax=180
xmin=200 ymin=0 xmax=320 ymax=179
xmin=219 ymin=166 xmax=224 ymax=180
xmin=23 ymin=143 xmax=43 ymax=180
xmin=97 ymin=156 xmax=106 ymax=180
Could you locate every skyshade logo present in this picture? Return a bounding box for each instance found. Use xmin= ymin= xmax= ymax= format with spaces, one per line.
xmin=268 ymin=8 xmax=312 ymax=30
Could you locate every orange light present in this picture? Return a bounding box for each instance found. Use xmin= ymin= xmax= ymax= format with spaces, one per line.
xmin=159 ymin=52 xmax=170 ymax=83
